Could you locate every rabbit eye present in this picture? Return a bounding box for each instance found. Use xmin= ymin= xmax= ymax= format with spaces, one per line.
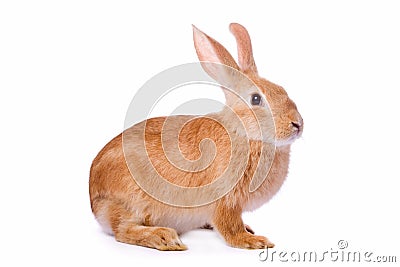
xmin=251 ymin=94 xmax=262 ymax=105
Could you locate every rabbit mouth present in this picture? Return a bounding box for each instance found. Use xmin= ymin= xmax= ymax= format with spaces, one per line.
xmin=290 ymin=127 xmax=303 ymax=141
xmin=293 ymin=126 xmax=303 ymax=139
xmin=275 ymin=131 xmax=301 ymax=147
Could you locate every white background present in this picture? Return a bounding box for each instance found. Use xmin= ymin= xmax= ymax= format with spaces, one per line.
xmin=1 ymin=0 xmax=399 ymax=266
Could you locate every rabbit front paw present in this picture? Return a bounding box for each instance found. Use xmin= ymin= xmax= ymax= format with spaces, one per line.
xmin=227 ymin=232 xmax=274 ymax=249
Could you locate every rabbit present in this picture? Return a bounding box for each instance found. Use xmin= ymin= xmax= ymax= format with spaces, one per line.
xmin=89 ymin=23 xmax=303 ymax=251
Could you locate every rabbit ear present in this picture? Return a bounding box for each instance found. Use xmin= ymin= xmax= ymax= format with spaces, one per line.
xmin=229 ymin=23 xmax=258 ymax=74
xmin=193 ymin=25 xmax=241 ymax=86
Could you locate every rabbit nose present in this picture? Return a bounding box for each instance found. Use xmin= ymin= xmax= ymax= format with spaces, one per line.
xmin=291 ymin=120 xmax=303 ymax=132
xmin=291 ymin=122 xmax=300 ymax=130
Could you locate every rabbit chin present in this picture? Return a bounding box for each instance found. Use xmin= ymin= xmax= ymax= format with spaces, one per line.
xmin=274 ymin=135 xmax=299 ymax=147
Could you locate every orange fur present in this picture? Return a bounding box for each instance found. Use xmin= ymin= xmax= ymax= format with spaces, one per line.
xmin=89 ymin=23 xmax=302 ymax=250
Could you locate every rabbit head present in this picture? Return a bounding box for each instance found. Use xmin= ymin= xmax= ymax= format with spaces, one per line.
xmin=193 ymin=23 xmax=303 ymax=146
